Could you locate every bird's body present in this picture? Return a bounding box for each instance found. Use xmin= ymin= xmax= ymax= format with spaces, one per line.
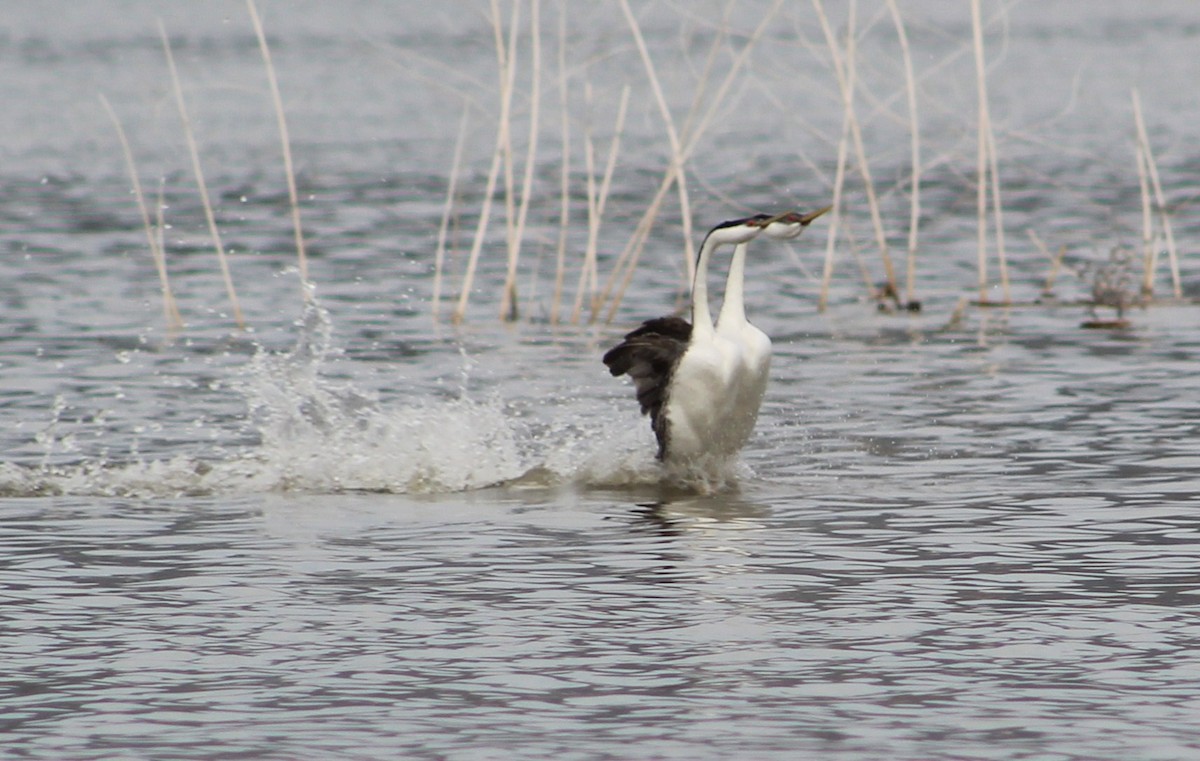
xmin=603 ymin=208 xmax=828 ymax=464
xmin=659 ymin=321 xmax=756 ymax=460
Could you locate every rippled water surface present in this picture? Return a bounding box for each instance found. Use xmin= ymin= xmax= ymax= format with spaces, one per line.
xmin=5 ymin=2 xmax=1200 ymax=759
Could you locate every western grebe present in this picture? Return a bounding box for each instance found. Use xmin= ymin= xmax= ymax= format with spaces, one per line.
xmin=603 ymin=207 xmax=829 ymax=462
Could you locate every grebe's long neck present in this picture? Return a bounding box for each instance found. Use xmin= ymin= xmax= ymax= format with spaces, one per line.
xmin=690 ymin=231 xmax=721 ymax=341
xmin=691 ymin=216 xmax=772 ymax=341
xmin=717 ymin=241 xmax=748 ymax=331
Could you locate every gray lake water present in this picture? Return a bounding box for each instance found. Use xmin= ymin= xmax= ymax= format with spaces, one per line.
xmin=5 ymin=1 xmax=1200 ymax=759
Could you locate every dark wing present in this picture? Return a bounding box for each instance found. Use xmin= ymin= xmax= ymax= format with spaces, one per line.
xmin=602 ymin=316 xmax=692 ymax=459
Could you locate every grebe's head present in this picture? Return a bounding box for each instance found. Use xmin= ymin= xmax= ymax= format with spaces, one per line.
xmin=761 ymin=205 xmax=832 ymax=240
xmin=704 ymin=213 xmax=776 ymax=246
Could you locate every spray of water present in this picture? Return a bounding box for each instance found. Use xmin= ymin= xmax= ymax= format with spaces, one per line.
xmin=238 ymin=304 xmax=532 ymax=493
xmin=1 ymin=304 xmax=749 ymax=498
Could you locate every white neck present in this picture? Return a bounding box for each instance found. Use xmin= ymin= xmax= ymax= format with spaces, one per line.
xmin=690 ymin=232 xmax=719 ymax=340
xmin=691 ymin=219 xmax=767 ymax=341
xmin=717 ymin=241 xmax=748 ymax=330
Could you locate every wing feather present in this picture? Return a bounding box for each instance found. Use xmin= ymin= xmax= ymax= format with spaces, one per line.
xmin=602 ymin=316 xmax=692 ymax=459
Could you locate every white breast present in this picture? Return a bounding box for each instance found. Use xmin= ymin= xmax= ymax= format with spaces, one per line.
xmin=662 ymin=325 xmax=772 ymax=461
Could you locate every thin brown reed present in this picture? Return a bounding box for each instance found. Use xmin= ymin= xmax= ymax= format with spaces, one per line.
xmin=99 ymin=93 xmax=183 ymax=331
xmin=159 ymin=19 xmax=244 ymax=329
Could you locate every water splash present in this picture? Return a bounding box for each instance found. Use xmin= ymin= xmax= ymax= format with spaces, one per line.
xmin=232 ymin=302 xmax=537 ymax=493
xmin=0 ymin=304 xmax=746 ymax=498
xmin=235 ymin=304 xmax=744 ymax=494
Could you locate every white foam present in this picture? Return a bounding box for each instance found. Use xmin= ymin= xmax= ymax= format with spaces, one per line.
xmin=227 ymin=304 xmax=535 ymax=494
xmin=2 ymin=304 xmax=747 ymax=498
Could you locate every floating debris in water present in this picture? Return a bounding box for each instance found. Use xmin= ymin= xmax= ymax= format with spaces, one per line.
xmin=1075 ymin=246 xmax=1138 ymax=328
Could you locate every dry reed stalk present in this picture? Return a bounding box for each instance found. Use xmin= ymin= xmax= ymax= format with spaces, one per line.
xmin=452 ymin=1 xmax=519 ymax=323
xmin=985 ymin=125 xmax=1011 ymax=303
xmin=677 ymin=1 xmax=732 ymax=146
xmin=1027 ymin=229 xmax=1065 ymax=297
xmin=616 ymin=0 xmax=694 ymax=282
xmin=159 ymin=20 xmax=244 ymax=329
xmin=981 ymin=4 xmax=1011 ymax=303
xmin=834 ymin=0 xmax=897 ymax=297
xmin=571 ymin=85 xmax=632 ymax=323
xmin=813 ymin=0 xmax=853 ymax=311
xmin=550 ymin=3 xmax=570 ymax=325
xmin=155 ymin=179 xmax=169 ymax=284
xmin=885 ymin=0 xmax=921 ymax=303
xmin=571 ymin=84 xmax=601 ymax=325
xmin=247 ymin=0 xmax=309 ymax=303
xmin=570 ymin=82 xmax=630 ymax=323
xmin=433 ymin=104 xmax=471 ymax=319
xmin=598 ymin=1 xmax=773 ymax=322
xmin=99 ymin=94 xmax=183 ymax=331
xmin=597 ymin=0 xmax=784 ymax=323
xmin=594 ymin=88 xmax=630 ymax=255
xmin=816 ymin=162 xmax=847 ymax=312
xmin=966 ymin=1 xmax=1012 ymax=304
xmin=598 ymin=180 xmax=670 ymax=324
xmin=674 ymin=0 xmax=784 ymax=162
xmin=500 ymin=0 xmax=542 ymax=321
xmin=1134 ymin=138 xmax=1155 ymax=296
xmin=1050 ymin=244 xmax=1067 ymax=296
xmin=668 ymin=0 xmax=738 ymax=275
xmin=970 ymin=0 xmax=989 ymax=304
xmin=1132 ymin=88 xmax=1181 ymax=299
xmin=839 ymin=217 xmax=877 ymax=297
xmin=495 ymin=0 xmax=523 ymax=320
xmin=452 ymin=148 xmax=503 ymax=324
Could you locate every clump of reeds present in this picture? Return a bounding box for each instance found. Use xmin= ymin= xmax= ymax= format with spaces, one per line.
xmin=807 ymin=0 xmax=925 ymax=313
xmin=107 ymin=5 xmax=313 ymax=334
xmin=429 ymin=2 xmax=975 ymax=323
xmin=127 ymin=3 xmax=1194 ymax=333
xmin=438 ymin=0 xmax=785 ymax=325
xmin=451 ymin=0 xmax=521 ymax=324
xmin=1029 ymin=88 xmax=1183 ymax=319
xmin=813 ymin=0 xmax=897 ymax=310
